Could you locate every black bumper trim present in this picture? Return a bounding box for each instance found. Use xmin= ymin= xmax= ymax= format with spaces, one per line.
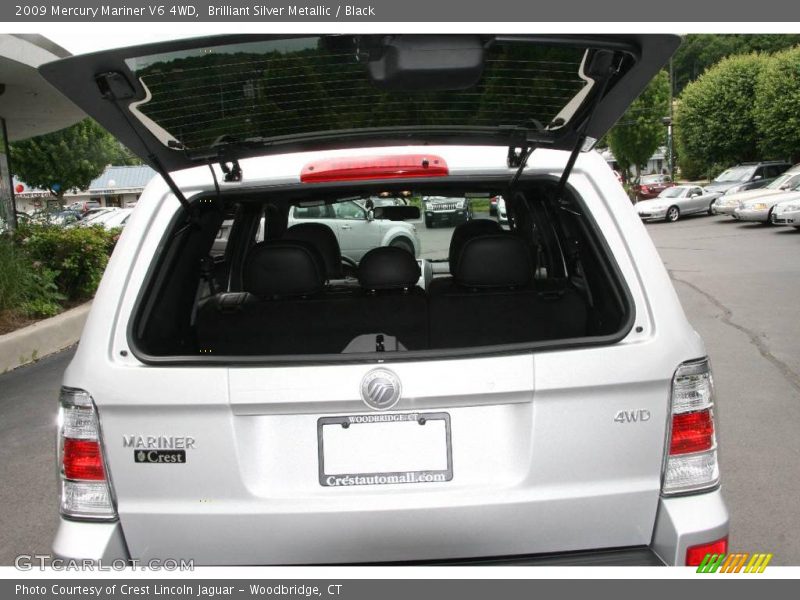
xmin=369 ymin=546 xmax=665 ymax=566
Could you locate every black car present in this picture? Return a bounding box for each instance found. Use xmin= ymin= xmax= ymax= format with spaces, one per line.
xmin=423 ymin=196 xmax=473 ymax=228
xmin=705 ymin=161 xmax=792 ymax=195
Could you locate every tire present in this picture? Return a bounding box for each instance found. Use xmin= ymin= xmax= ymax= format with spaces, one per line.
xmin=389 ymin=237 xmax=415 ymax=255
xmin=665 ymin=206 xmax=680 ymax=223
xmin=425 ymin=217 xmax=433 ymax=228
xmin=708 ymin=201 xmax=716 ymax=216
xmin=763 ymin=207 xmax=775 ymax=226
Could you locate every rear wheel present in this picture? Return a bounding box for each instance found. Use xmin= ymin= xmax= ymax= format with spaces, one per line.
xmin=666 ymin=206 xmax=680 ymax=223
xmin=389 ymin=237 xmax=414 ymax=255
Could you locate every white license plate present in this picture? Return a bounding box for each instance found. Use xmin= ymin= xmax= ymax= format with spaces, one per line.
xmin=318 ymin=413 xmax=452 ymax=487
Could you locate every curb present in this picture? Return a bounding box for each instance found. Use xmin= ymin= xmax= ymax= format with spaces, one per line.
xmin=0 ymin=302 xmax=91 ymax=373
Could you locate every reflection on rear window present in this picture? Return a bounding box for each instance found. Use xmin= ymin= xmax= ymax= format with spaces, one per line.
xmin=125 ymin=37 xmax=589 ymax=153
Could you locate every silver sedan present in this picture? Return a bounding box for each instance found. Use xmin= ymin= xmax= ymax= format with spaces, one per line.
xmin=636 ymin=185 xmax=721 ymax=223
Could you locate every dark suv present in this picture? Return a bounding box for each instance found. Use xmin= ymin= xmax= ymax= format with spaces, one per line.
xmin=705 ymin=161 xmax=792 ymax=195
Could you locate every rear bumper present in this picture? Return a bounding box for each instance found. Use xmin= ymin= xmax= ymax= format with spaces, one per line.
xmin=386 ymin=546 xmax=664 ymax=566
xmin=51 ymin=489 xmax=727 ymax=566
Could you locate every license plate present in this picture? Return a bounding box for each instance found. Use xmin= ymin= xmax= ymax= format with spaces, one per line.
xmin=318 ymin=412 xmax=452 ymax=487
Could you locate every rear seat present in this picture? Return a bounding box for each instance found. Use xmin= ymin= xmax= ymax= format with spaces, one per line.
xmin=344 ymin=246 xmax=428 ymax=351
xmin=428 ymin=234 xmax=588 ymax=348
xmin=196 ymin=241 xmax=428 ymax=355
xmin=196 ymin=239 xmax=355 ymax=355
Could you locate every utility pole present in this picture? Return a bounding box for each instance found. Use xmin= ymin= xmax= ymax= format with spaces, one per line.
xmin=668 ymin=58 xmax=675 ymax=180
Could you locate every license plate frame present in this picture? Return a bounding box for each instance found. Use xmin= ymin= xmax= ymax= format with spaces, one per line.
xmin=317 ymin=412 xmax=453 ymax=487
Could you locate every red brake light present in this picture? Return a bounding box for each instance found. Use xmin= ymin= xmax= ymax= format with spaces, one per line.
xmin=670 ymin=409 xmax=714 ymax=455
xmin=63 ymin=438 xmax=106 ymax=481
xmin=686 ymin=537 xmax=728 ymax=566
xmin=641 ymin=185 xmax=650 ymax=193
xmin=301 ymin=154 xmax=448 ymax=183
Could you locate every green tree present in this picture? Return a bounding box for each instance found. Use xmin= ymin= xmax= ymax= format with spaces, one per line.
xmin=9 ymin=119 xmax=134 ymax=206
xmin=674 ymin=53 xmax=767 ymax=178
xmin=754 ymin=46 xmax=800 ymax=163
xmin=672 ymin=34 xmax=800 ymax=94
xmin=606 ymin=70 xmax=670 ymax=181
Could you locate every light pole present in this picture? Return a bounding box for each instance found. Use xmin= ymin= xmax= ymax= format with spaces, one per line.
xmin=662 ymin=116 xmax=674 ymax=180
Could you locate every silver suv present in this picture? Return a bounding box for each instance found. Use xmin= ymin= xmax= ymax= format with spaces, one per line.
xmin=42 ymin=34 xmax=727 ymax=566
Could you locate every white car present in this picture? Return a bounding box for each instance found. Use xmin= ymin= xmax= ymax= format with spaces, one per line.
xmin=770 ymin=195 xmax=800 ymax=229
xmin=733 ymin=186 xmax=800 ymax=224
xmin=711 ymin=168 xmax=800 ymax=216
xmin=497 ymin=195 xmax=508 ymax=224
xmin=636 ymin=185 xmax=720 ymax=222
xmin=42 ymin=34 xmax=727 ymax=566
xmin=287 ymin=199 xmax=420 ymax=268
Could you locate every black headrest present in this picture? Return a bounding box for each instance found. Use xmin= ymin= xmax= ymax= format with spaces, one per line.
xmin=448 ymin=219 xmax=504 ymax=274
xmin=284 ymin=223 xmax=343 ymax=279
xmin=454 ymin=235 xmax=532 ymax=289
xmin=358 ymin=247 xmax=421 ymax=290
xmin=243 ymin=240 xmax=325 ymax=299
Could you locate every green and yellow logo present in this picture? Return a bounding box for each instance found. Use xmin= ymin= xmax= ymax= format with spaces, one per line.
xmin=697 ymin=552 xmax=773 ymax=573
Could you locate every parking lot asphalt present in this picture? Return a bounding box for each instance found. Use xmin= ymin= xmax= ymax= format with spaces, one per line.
xmin=0 ymin=211 xmax=797 ymax=565
xmin=645 ymin=214 xmax=800 ymax=565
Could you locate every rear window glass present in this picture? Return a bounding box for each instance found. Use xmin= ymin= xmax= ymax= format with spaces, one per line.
xmin=125 ymin=37 xmax=590 ymax=153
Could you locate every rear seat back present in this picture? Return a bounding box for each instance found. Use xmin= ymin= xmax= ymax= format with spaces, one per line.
xmin=345 ymin=247 xmax=428 ymax=351
xmin=197 ymin=240 xmax=353 ymax=354
xmin=429 ymin=235 xmax=588 ymax=348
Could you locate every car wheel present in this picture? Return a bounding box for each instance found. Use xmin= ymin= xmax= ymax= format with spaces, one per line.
xmin=666 ymin=206 xmax=680 ymax=223
xmin=707 ymin=201 xmax=716 ymax=216
xmin=425 ymin=217 xmax=433 ymax=228
xmin=389 ymin=237 xmax=415 ymax=255
xmin=763 ymin=207 xmax=775 ymax=226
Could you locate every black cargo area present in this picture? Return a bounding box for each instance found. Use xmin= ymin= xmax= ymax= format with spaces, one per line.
xmin=130 ymin=177 xmax=631 ymax=362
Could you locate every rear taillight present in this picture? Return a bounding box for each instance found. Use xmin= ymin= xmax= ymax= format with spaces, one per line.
xmin=662 ymin=358 xmax=720 ymax=495
xmin=300 ymin=154 xmax=448 ymax=183
xmin=57 ymin=387 xmax=116 ymax=520
xmin=686 ymin=537 xmax=728 ymax=566
xmin=640 ymin=185 xmax=650 ymax=193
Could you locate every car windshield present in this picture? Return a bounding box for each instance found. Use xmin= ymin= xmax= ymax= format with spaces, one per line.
xmin=640 ymin=175 xmax=665 ymax=184
xmin=658 ymin=187 xmax=684 ymax=198
xmin=714 ymin=166 xmax=756 ymax=183
xmin=766 ymin=172 xmax=800 ymax=190
xmin=123 ymin=37 xmax=593 ymax=155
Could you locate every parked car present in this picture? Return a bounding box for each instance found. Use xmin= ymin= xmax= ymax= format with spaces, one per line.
xmin=67 ymin=199 xmax=102 ymax=214
xmin=489 ymin=195 xmax=500 ymax=216
xmin=497 ymin=195 xmax=508 ymax=224
xmin=636 ymin=185 xmax=721 ymax=222
xmin=423 ymin=195 xmax=473 ymax=227
xmin=94 ymin=208 xmax=134 ymax=230
xmin=771 ymin=195 xmax=800 ymax=229
xmin=43 ymin=34 xmax=726 ymax=566
xmin=705 ymin=161 xmax=792 ymax=196
xmin=734 ymin=188 xmax=800 ymax=224
xmin=710 ymin=168 xmax=800 ymax=216
xmin=73 ymin=207 xmax=119 ymax=227
xmin=633 ymin=174 xmax=674 ymax=200
xmin=287 ymin=199 xmax=420 ymax=264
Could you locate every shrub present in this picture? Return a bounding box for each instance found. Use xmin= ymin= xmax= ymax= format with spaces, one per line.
xmin=754 ymin=47 xmax=800 ymax=162
xmin=0 ymin=235 xmax=64 ymax=318
xmin=675 ymin=53 xmax=767 ymax=175
xmin=13 ymin=223 xmax=119 ymax=302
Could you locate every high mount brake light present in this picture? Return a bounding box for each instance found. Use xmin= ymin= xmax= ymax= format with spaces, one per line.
xmin=57 ymin=387 xmax=116 ymax=520
xmin=662 ymin=359 xmax=720 ymax=495
xmin=300 ymin=154 xmax=448 ymax=183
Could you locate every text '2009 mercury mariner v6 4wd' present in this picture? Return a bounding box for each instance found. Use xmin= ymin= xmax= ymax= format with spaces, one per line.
xmin=41 ymin=34 xmax=727 ymax=565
